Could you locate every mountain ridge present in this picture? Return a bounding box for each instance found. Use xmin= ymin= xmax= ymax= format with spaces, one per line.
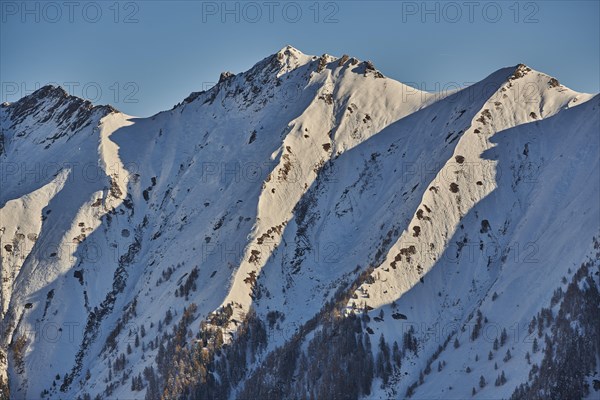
xmin=0 ymin=46 xmax=598 ymax=400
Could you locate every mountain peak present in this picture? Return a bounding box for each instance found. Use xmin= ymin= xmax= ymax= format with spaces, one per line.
xmin=508 ymin=63 xmax=561 ymax=88
xmin=276 ymin=44 xmax=306 ymax=57
xmin=9 ymin=84 xmax=120 ymax=115
xmin=510 ymin=63 xmax=534 ymax=79
xmin=31 ymin=84 xmax=69 ymax=100
xmin=2 ymin=84 xmax=119 ymax=141
xmin=272 ymin=45 xmax=314 ymax=75
xmin=218 ymin=71 xmax=235 ymax=84
xmin=1 ymin=46 xmax=599 ymax=400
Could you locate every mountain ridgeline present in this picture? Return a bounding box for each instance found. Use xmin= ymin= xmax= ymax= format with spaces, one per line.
xmin=0 ymin=46 xmax=599 ymax=400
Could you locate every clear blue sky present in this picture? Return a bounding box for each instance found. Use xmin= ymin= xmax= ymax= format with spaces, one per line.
xmin=1 ymin=0 xmax=598 ymax=117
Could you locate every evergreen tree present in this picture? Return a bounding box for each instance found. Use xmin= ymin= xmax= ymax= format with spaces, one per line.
xmin=495 ymin=370 xmax=507 ymax=386
xmin=392 ymin=341 xmax=401 ymax=369
xmin=500 ymin=328 xmax=508 ymax=346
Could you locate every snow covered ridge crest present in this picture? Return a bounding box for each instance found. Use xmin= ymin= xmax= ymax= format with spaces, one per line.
xmin=177 ymin=45 xmax=389 ymax=110
xmin=0 ymin=47 xmax=598 ymax=400
xmin=0 ymin=84 xmax=118 ymax=156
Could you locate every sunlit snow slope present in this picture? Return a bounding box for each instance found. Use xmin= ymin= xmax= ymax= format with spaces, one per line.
xmin=0 ymin=47 xmax=598 ymax=400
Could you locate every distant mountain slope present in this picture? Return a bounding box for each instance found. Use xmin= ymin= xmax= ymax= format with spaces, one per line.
xmin=0 ymin=46 xmax=598 ymax=400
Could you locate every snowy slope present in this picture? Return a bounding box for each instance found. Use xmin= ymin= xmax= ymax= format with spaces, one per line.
xmin=352 ymin=85 xmax=600 ymax=399
xmin=0 ymin=47 xmax=598 ymax=400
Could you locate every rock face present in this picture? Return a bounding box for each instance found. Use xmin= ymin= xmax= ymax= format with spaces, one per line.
xmin=0 ymin=46 xmax=599 ymax=400
xmin=218 ymin=71 xmax=235 ymax=83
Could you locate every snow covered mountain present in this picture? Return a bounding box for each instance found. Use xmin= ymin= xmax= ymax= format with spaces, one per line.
xmin=0 ymin=46 xmax=598 ymax=400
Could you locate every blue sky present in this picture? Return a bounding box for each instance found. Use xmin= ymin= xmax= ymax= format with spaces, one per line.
xmin=1 ymin=0 xmax=598 ymax=116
